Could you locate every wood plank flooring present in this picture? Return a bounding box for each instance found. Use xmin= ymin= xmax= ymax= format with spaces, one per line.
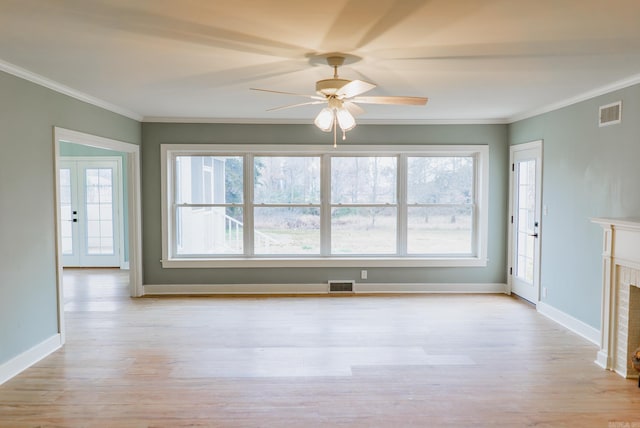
xmin=1 ymin=269 xmax=639 ymax=427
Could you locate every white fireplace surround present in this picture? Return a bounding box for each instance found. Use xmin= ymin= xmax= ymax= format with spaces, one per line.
xmin=592 ymin=217 xmax=640 ymax=378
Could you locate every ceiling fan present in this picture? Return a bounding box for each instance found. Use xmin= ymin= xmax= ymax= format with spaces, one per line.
xmin=251 ymin=55 xmax=428 ymax=146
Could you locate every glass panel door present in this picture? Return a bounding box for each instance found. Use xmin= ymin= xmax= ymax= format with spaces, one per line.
xmin=60 ymin=159 xmax=121 ymax=267
xmin=509 ymin=142 xmax=542 ymax=304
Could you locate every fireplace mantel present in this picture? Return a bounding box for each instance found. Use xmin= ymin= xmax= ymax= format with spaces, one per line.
xmin=592 ymin=217 xmax=640 ymax=378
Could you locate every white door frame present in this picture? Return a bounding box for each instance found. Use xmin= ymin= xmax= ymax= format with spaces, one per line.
xmin=507 ymin=140 xmax=543 ymax=303
xmin=53 ymin=127 xmax=143 ymax=344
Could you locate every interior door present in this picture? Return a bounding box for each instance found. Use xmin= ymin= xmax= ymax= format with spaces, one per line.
xmin=60 ymin=158 xmax=121 ymax=267
xmin=509 ymin=141 xmax=542 ymax=304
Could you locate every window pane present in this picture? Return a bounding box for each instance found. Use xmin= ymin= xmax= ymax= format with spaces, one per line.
xmin=331 ymin=157 xmax=397 ymax=204
xmin=99 ymin=186 xmax=112 ymax=203
xmin=86 ymin=220 xmax=100 ymax=238
xmin=98 ymin=168 xmax=112 ymax=185
xmin=86 ymin=185 xmax=99 ymax=203
xmin=60 ymin=185 xmax=72 ymax=204
xmin=254 ymin=157 xmax=320 ymax=204
xmin=254 ymin=207 xmax=320 ymax=254
xmin=87 ymin=237 xmax=101 ymax=254
xmin=175 ymin=156 xmax=243 ymax=204
xmin=407 ymin=157 xmax=473 ymax=204
xmin=407 ymin=206 xmax=472 ymax=254
xmin=98 ymin=238 xmax=114 ymax=254
xmin=331 ymin=207 xmax=396 ymax=254
xmin=100 ymin=204 xmax=113 ymax=220
xmin=176 ymin=207 xmax=243 ymax=255
xmin=85 ymin=169 xmax=99 ymax=186
xmin=59 ymin=168 xmax=71 ymax=186
xmin=100 ymin=221 xmax=113 ymax=238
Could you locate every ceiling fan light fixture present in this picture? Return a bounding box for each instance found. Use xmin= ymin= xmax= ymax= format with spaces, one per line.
xmin=314 ymin=107 xmax=334 ymax=132
xmin=336 ymin=107 xmax=356 ymax=132
xmin=252 ymin=53 xmax=427 ymax=146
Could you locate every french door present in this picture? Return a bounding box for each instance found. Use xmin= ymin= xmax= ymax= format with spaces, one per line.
xmin=59 ymin=158 xmax=122 ymax=267
xmin=509 ymin=141 xmax=542 ymax=304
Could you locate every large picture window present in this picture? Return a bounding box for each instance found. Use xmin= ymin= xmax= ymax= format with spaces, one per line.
xmin=161 ymin=145 xmax=488 ymax=267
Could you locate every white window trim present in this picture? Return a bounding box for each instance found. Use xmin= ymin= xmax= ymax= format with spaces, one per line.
xmin=161 ymin=144 xmax=489 ymax=268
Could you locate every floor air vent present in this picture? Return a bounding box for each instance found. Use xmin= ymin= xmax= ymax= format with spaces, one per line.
xmin=328 ymin=280 xmax=355 ymax=293
xmin=599 ymin=101 xmax=622 ymax=127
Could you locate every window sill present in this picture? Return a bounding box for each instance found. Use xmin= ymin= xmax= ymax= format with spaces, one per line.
xmin=160 ymin=257 xmax=488 ymax=268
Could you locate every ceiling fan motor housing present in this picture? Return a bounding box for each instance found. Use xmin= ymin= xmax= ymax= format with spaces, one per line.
xmin=316 ymin=78 xmax=351 ymax=96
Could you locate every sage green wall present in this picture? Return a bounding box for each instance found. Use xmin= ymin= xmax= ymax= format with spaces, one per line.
xmin=59 ymin=142 xmax=129 ymax=263
xmin=0 ymin=70 xmax=140 ymax=366
xmin=141 ymin=122 xmax=508 ymax=286
xmin=509 ymin=84 xmax=640 ymax=328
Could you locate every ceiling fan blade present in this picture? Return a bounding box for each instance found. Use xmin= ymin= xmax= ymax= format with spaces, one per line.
xmin=352 ymin=96 xmax=428 ymax=106
xmin=267 ymin=101 xmax=326 ymax=112
xmin=343 ymin=101 xmax=365 ymax=116
xmin=251 ymin=88 xmax=324 ymax=100
xmin=336 ymin=80 xmax=376 ymax=98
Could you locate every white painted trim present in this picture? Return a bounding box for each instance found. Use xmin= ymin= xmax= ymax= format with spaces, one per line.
xmin=0 ymin=59 xmax=142 ymax=121
xmin=0 ymin=334 xmax=62 ymax=385
xmin=128 ymin=149 xmax=144 ymax=297
xmin=143 ymin=282 xmax=507 ymax=295
xmin=595 ymin=351 xmax=609 ymax=369
xmin=537 ymin=301 xmax=600 ymax=346
xmin=162 ymin=143 xmax=488 ymax=155
xmin=509 ymin=73 xmax=640 ymax=123
xmin=56 ymin=128 xmax=137 ymax=153
xmin=52 ymin=137 xmax=67 ymax=344
xmin=142 ymin=116 xmax=508 ymax=125
xmin=54 ymin=128 xmax=143 ymax=299
xmin=357 ymin=283 xmax=506 ymax=294
xmin=160 ymin=257 xmax=489 ymax=268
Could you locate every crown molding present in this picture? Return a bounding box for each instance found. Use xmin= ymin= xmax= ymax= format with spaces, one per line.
xmin=0 ymin=59 xmax=143 ymax=121
xmin=142 ymin=116 xmax=509 ymax=125
xmin=508 ymin=73 xmax=640 ymax=123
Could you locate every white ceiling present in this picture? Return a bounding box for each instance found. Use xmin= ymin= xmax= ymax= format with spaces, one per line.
xmin=2 ymin=0 xmax=640 ymax=123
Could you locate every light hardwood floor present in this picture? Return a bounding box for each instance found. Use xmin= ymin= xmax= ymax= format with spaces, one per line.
xmin=1 ymin=269 xmax=639 ymax=427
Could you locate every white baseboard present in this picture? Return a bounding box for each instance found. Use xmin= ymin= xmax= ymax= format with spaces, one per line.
xmin=0 ymin=334 xmax=62 ymax=385
xmin=537 ymin=301 xmax=600 ymax=345
xmin=143 ymin=282 xmax=507 ymax=295
xmin=358 ymin=283 xmax=507 ymax=294
xmin=145 ymin=283 xmax=327 ymax=295
xmin=595 ymin=350 xmax=609 ymax=369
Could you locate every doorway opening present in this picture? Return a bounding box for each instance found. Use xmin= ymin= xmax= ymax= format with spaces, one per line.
xmin=53 ymin=127 xmax=142 ymax=344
